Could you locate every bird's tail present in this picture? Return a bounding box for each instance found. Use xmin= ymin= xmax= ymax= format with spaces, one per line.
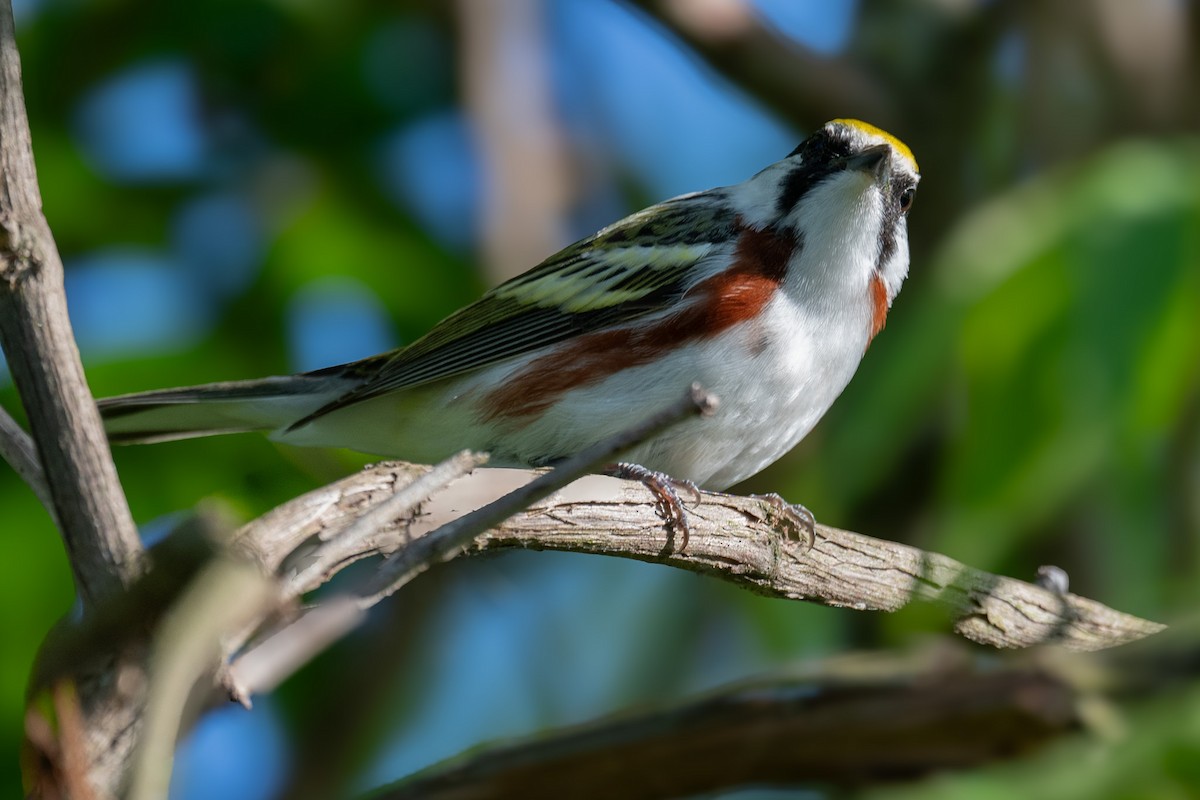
xmin=99 ymin=375 xmax=341 ymax=445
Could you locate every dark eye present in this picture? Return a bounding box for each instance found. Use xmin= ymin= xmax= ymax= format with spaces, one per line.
xmin=899 ymin=187 xmax=916 ymax=214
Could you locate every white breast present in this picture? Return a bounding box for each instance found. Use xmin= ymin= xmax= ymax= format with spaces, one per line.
xmin=617 ymin=288 xmax=872 ymax=488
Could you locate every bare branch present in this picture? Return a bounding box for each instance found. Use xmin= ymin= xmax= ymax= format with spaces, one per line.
xmin=49 ymin=682 xmax=96 ymax=800
xmin=484 ymin=494 xmax=1160 ymax=651
xmin=29 ymin=395 xmax=1158 ymax=795
xmin=359 ymin=384 xmax=717 ymax=606
xmin=126 ymin=557 xmax=275 ymax=800
xmin=227 ymin=387 xmax=717 ymax=699
xmin=372 ymin=645 xmax=1080 ymax=800
xmin=1 ymin=6 xmax=146 ymax=794
xmin=282 ymin=450 xmax=489 ymax=597
xmin=27 ymin=513 xmax=239 ymax=800
xmin=0 ymin=0 xmax=141 ymax=604
xmin=225 ymin=459 xmax=1160 ymax=704
xmin=624 ymin=0 xmax=896 ymax=131
xmin=224 ymin=598 xmax=364 ymax=703
xmin=372 ymin=617 xmax=1200 ymax=799
xmin=0 ymin=401 xmax=55 ymax=518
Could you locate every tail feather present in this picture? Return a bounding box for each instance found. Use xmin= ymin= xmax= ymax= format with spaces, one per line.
xmin=99 ymin=375 xmax=341 ymax=445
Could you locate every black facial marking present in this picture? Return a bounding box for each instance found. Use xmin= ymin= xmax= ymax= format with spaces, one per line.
xmin=876 ymin=177 xmax=917 ymax=272
xmin=783 ymin=124 xmax=918 ymax=275
xmin=778 ymin=128 xmax=855 ymax=216
xmin=877 ymin=216 xmax=897 ymax=272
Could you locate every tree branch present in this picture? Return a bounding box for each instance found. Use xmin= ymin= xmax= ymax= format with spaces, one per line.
xmin=25 ymin=514 xmax=230 ymax=799
xmin=126 ymin=556 xmax=274 ymax=800
xmin=373 ymin=645 xmax=1081 ymax=800
xmin=228 ymin=387 xmax=717 ymax=698
xmin=28 ymin=421 xmax=1162 ymax=796
xmin=0 ymin=401 xmax=54 ymax=518
xmin=375 ymin=616 xmax=1200 ymax=799
xmin=2 ymin=6 xmax=147 ymax=793
xmin=623 ymin=0 xmax=896 ymax=131
xmin=221 ymin=429 xmax=1177 ymax=800
xmin=359 ymin=384 xmax=717 ymax=606
xmin=0 ymin=0 xmax=141 ymax=605
xmin=224 ymin=459 xmax=1160 ymax=701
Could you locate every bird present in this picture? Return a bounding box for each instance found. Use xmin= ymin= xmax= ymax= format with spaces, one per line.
xmin=100 ymin=118 xmax=919 ymax=549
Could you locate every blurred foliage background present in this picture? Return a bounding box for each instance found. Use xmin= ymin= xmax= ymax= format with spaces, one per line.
xmin=1 ymin=0 xmax=1199 ymax=797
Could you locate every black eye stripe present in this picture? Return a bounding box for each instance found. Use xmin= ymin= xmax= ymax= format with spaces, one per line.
xmin=777 ymin=132 xmax=852 ymax=214
xmin=781 ymin=126 xmax=914 ymax=278
xmin=780 ymin=129 xmax=919 ymax=216
xmin=776 ymin=164 xmax=830 ymax=216
xmin=777 ymin=163 xmax=916 ymax=217
xmin=876 ymin=187 xmax=912 ymax=273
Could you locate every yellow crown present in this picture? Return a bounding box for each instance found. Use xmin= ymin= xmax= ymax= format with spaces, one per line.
xmin=832 ymin=118 xmax=918 ymax=173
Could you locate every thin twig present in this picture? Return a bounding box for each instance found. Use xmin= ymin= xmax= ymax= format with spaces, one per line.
xmin=126 ymin=558 xmax=275 ymax=800
xmin=224 ymin=387 xmax=716 ymax=701
xmin=225 ymin=598 xmax=364 ymax=704
xmin=282 ymin=450 xmax=488 ymax=597
xmin=0 ymin=402 xmax=55 ymax=519
xmin=358 ymin=384 xmax=718 ymax=606
xmin=219 ymin=450 xmax=487 ymax=697
xmin=51 ymin=682 xmax=98 ymax=800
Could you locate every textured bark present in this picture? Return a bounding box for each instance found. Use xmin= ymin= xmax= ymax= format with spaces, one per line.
xmin=231 ymin=462 xmax=1162 ymax=664
xmin=0 ymin=4 xmax=145 ymax=796
xmin=0 ymin=0 xmax=141 ymax=606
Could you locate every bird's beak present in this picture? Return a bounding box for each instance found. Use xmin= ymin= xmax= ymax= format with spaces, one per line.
xmin=844 ymin=144 xmax=891 ymax=180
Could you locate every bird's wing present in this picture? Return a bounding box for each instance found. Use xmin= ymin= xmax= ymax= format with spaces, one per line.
xmin=289 ymin=192 xmax=738 ymax=430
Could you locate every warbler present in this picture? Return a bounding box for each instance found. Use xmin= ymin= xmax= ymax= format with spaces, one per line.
xmin=100 ymin=119 xmax=919 ymax=544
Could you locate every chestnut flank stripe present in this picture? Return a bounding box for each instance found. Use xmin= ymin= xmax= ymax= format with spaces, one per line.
xmin=478 ymin=224 xmax=796 ymax=422
xmin=867 ymin=272 xmax=888 ymax=349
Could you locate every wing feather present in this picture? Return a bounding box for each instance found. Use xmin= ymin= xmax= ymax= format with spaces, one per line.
xmin=289 ymin=192 xmax=737 ymax=430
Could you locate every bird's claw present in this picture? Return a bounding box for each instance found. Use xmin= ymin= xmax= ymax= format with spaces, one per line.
xmin=609 ymin=462 xmax=699 ymax=553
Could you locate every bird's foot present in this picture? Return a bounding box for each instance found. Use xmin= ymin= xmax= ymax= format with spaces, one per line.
xmin=608 ymin=462 xmax=701 ymax=553
xmin=751 ymin=493 xmax=816 ymax=552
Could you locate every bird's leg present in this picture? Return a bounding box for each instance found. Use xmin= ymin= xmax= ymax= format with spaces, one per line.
xmin=751 ymin=493 xmax=816 ymax=551
xmin=607 ymin=462 xmax=701 ymax=553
